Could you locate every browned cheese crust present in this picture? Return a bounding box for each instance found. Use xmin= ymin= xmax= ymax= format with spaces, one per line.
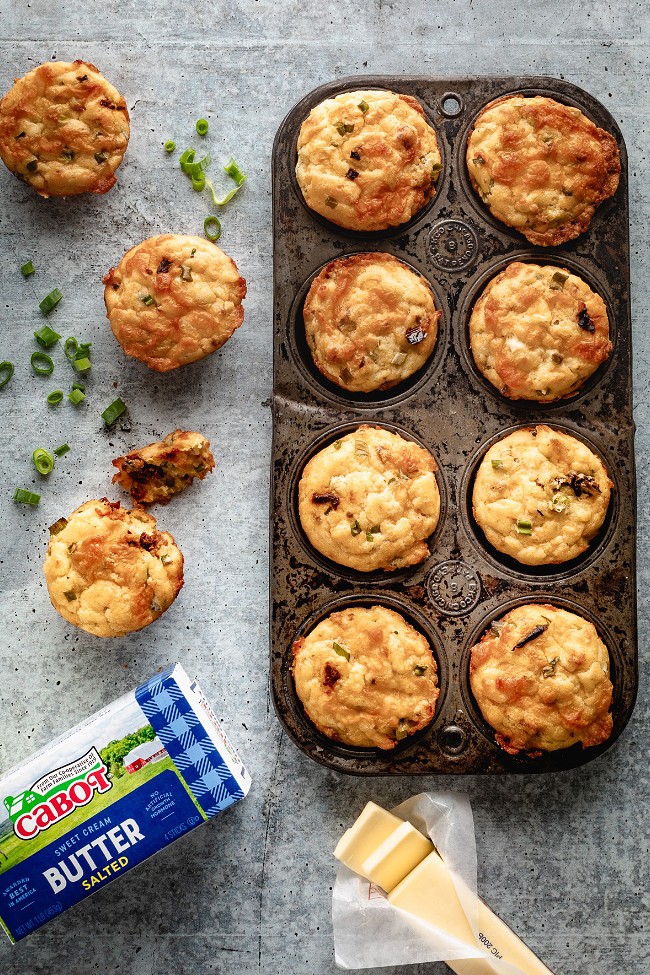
xmin=469 ymin=261 xmax=612 ymax=401
xmin=112 ymin=429 xmax=215 ymax=505
xmin=466 ymin=95 xmax=620 ymax=246
xmin=44 ymin=499 xmax=184 ymax=637
xmin=296 ymin=89 xmax=441 ymax=231
xmin=469 ymin=603 xmax=613 ymax=754
xmin=303 ymin=252 xmax=439 ymax=392
xmin=292 ymin=605 xmax=439 ymax=748
xmin=0 ymin=60 xmax=129 ymax=197
xmin=103 ymin=234 xmax=246 ymax=371
xmin=298 ymin=425 xmax=440 ymax=572
xmin=472 ymin=425 xmax=612 ymax=566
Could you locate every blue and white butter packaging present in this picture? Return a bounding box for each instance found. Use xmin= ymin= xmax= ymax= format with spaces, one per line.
xmin=0 ymin=664 xmax=250 ymax=942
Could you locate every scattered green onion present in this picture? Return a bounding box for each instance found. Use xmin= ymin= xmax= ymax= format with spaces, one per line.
xmin=14 ymin=488 xmax=40 ymax=505
xmin=94 ymin=151 xmax=107 ymax=164
xmin=63 ymin=590 xmax=77 ymax=601
xmin=164 ymin=140 xmax=176 ymax=153
xmin=64 ymin=337 xmax=80 ymax=360
xmin=68 ymin=387 xmax=86 ymax=405
xmin=204 ymin=215 xmax=221 ymax=241
xmin=102 ymin=397 xmax=126 ymax=425
xmin=350 ymin=519 xmax=361 ymax=537
xmin=31 ymin=351 xmax=54 ymax=375
xmin=53 ymin=443 xmax=70 ymax=457
xmin=21 ymin=260 xmax=35 ymax=277
xmin=516 ymin=519 xmax=533 ymax=535
xmin=192 ymin=173 xmax=206 ymax=192
xmin=0 ymin=361 xmax=14 ymax=388
xmin=47 ymin=390 xmax=63 ymax=405
xmin=324 ymin=196 xmax=337 ymax=209
xmin=223 ymin=157 xmax=246 ymax=187
xmin=141 ymin=294 xmax=156 ymax=306
xmin=332 ymin=641 xmax=350 ymax=661
xmin=32 ymin=448 xmax=54 ymax=476
xmin=205 ymin=177 xmax=241 ymax=207
xmin=71 ymin=381 xmax=85 ymax=392
xmin=73 ymin=356 xmax=92 ymax=373
xmin=39 ymin=288 xmax=63 ymax=315
xmin=195 ymin=118 xmax=209 ymax=136
xmin=336 ymin=122 xmax=355 ymax=136
xmin=413 ymin=665 xmax=427 ymax=676
xmin=180 ymin=265 xmax=193 ymax=282
xmin=34 ymin=325 xmax=61 ymax=348
xmin=179 ymin=149 xmax=211 ymax=177
xmin=358 ymin=100 xmax=369 ymax=113
xmin=49 ymin=517 xmax=68 ymax=535
xmin=491 ymin=459 xmax=504 ymax=470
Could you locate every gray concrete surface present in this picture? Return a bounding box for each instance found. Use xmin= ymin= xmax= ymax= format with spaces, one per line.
xmin=0 ymin=2 xmax=648 ymax=974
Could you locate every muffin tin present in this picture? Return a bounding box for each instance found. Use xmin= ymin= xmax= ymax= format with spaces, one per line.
xmin=270 ymin=75 xmax=637 ymax=774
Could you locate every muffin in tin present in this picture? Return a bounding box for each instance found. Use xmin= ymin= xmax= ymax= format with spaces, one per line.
xmin=469 ymin=261 xmax=612 ymax=402
xmin=472 ymin=425 xmax=612 ymax=566
xmin=466 ymin=95 xmax=620 ymax=246
xmin=0 ymin=60 xmax=129 ymax=197
xmin=303 ymin=252 xmax=439 ymax=392
xmin=44 ymin=498 xmax=184 ymax=638
xmin=296 ymin=89 xmax=442 ymax=232
xmin=103 ymin=234 xmax=246 ymax=372
xmin=469 ymin=603 xmax=613 ymax=754
xmin=292 ymin=604 xmax=439 ymax=748
xmin=298 ymin=426 xmax=440 ymax=572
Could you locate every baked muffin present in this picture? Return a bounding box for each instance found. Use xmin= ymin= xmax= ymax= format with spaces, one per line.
xmin=469 ymin=261 xmax=612 ymax=401
xmin=472 ymin=425 xmax=611 ymax=566
xmin=0 ymin=60 xmax=129 ymax=197
xmin=303 ymin=252 xmax=439 ymax=392
xmin=296 ymin=89 xmax=441 ymax=231
xmin=112 ymin=429 xmax=215 ymax=505
xmin=466 ymin=95 xmax=620 ymax=246
xmin=298 ymin=426 xmax=440 ymax=572
xmin=44 ymin=498 xmax=183 ymax=637
xmin=103 ymin=234 xmax=246 ymax=372
xmin=292 ymin=605 xmax=439 ymax=748
xmin=469 ymin=603 xmax=613 ymax=754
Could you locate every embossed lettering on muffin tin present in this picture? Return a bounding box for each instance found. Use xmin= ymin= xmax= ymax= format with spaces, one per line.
xmin=271 ymin=75 xmax=637 ymax=775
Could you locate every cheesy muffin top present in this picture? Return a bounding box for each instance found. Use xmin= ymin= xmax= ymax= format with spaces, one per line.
xmin=469 ymin=261 xmax=612 ymax=401
xmin=0 ymin=60 xmax=129 ymax=197
xmin=44 ymin=499 xmax=184 ymax=638
xmin=296 ymin=89 xmax=441 ymax=231
xmin=466 ymin=95 xmax=620 ymax=246
xmin=472 ymin=425 xmax=612 ymax=566
xmin=469 ymin=603 xmax=613 ymax=754
xmin=103 ymin=234 xmax=246 ymax=372
xmin=298 ymin=425 xmax=440 ymax=572
xmin=292 ymin=604 xmax=439 ymax=748
xmin=303 ymin=252 xmax=439 ymax=392
xmin=112 ymin=429 xmax=215 ymax=505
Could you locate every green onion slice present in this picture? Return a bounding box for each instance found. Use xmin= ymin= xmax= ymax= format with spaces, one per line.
xmin=71 ymin=381 xmax=86 ymax=392
xmin=31 ymin=351 xmax=54 ymax=375
xmin=32 ymin=448 xmax=54 ymax=476
xmin=204 ymin=215 xmax=222 ymax=241
xmin=21 ymin=260 xmax=35 ymax=277
xmin=223 ymin=157 xmax=246 ymax=186
xmin=68 ymin=388 xmax=85 ymax=405
xmin=332 ymin=641 xmax=350 ymax=661
xmin=64 ymin=337 xmax=78 ymax=360
xmin=102 ymin=397 xmax=126 ymax=425
xmin=164 ymin=140 xmax=176 ymax=153
xmin=516 ymin=519 xmax=533 ymax=535
xmin=49 ymin=517 xmax=68 ymax=535
xmin=358 ymin=100 xmax=369 ymax=112
xmin=141 ymin=294 xmax=156 ymax=306
xmin=73 ymin=356 xmax=92 ymax=373
xmin=34 ymin=325 xmax=61 ymax=348
xmin=14 ymin=488 xmax=40 ymax=505
xmin=53 ymin=443 xmax=70 ymax=457
xmin=195 ymin=118 xmax=209 ymax=136
xmin=491 ymin=459 xmax=503 ymax=469
xmin=39 ymin=288 xmax=63 ymax=315
xmin=180 ymin=149 xmax=211 ymax=177
xmin=205 ymin=177 xmax=240 ymax=207
xmin=47 ymin=390 xmax=63 ymax=405
xmin=0 ymin=361 xmax=14 ymax=388
xmin=192 ymin=173 xmax=206 ymax=192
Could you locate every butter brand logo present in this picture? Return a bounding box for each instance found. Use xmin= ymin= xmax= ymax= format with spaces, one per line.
xmin=4 ymin=748 xmax=112 ymax=841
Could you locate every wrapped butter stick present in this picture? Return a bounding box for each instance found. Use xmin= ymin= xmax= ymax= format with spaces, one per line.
xmin=0 ymin=664 xmax=250 ymax=943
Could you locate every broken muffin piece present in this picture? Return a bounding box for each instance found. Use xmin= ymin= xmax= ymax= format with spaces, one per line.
xmin=112 ymin=429 xmax=215 ymax=505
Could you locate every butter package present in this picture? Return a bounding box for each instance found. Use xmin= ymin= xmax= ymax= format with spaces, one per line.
xmin=0 ymin=664 xmax=250 ymax=943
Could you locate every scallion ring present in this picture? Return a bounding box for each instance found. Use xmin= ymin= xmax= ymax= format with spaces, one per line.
xmin=164 ymin=140 xmax=176 ymax=153
xmin=34 ymin=325 xmax=61 ymax=348
xmin=21 ymin=260 xmax=35 ymax=277
xmin=0 ymin=361 xmax=14 ymax=388
xmin=64 ymin=337 xmax=79 ymax=360
xmin=14 ymin=488 xmax=40 ymax=505
xmin=53 ymin=443 xmax=70 ymax=457
xmin=32 ymin=448 xmax=55 ymax=476
xmin=39 ymin=288 xmax=63 ymax=315
xmin=73 ymin=356 xmax=92 ymax=373
xmin=203 ymin=215 xmax=221 ymax=241
xmin=101 ymin=397 xmax=126 ymax=425
xmin=31 ymin=351 xmax=54 ymax=375
xmin=192 ymin=173 xmax=206 ymax=192
xmin=223 ymin=156 xmax=246 ymax=186
xmin=47 ymin=390 xmax=63 ymax=405
xmin=68 ymin=387 xmax=85 ymax=405
xmin=195 ymin=118 xmax=209 ymax=136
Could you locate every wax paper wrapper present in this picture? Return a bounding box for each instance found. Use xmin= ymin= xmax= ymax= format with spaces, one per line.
xmin=332 ymin=791 xmax=527 ymax=973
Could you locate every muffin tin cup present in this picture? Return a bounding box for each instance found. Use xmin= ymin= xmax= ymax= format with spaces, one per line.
xmin=271 ymin=75 xmax=637 ymax=775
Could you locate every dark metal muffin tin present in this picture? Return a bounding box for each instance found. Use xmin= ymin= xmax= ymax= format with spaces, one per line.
xmin=270 ymin=75 xmax=637 ymax=774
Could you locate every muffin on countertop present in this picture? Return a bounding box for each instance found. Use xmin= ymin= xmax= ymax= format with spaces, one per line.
xmin=0 ymin=60 xmax=129 ymax=197
xmin=303 ymin=252 xmax=439 ymax=392
xmin=112 ymin=430 xmax=215 ymax=505
xmin=469 ymin=603 xmax=613 ymax=754
xmin=103 ymin=234 xmax=246 ymax=372
xmin=469 ymin=261 xmax=612 ymax=402
xmin=44 ymin=499 xmax=184 ymax=637
xmin=466 ymin=95 xmax=620 ymax=246
xmin=472 ymin=425 xmax=612 ymax=566
xmin=292 ymin=604 xmax=439 ymax=749
xmin=296 ymin=89 xmax=441 ymax=231
xmin=298 ymin=425 xmax=440 ymax=572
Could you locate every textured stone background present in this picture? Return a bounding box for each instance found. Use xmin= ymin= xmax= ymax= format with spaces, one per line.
xmin=0 ymin=2 xmax=647 ymax=974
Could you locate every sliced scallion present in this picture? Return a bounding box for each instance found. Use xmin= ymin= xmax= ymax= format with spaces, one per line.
xmin=32 ymin=448 xmax=54 ymax=476
xmin=516 ymin=519 xmax=533 ymax=535
xmin=53 ymin=443 xmax=70 ymax=457
xmin=192 ymin=173 xmax=206 ymax=192
xmin=491 ymin=459 xmax=504 ymax=469
xmin=332 ymin=641 xmax=350 ymax=661
xmin=164 ymin=140 xmax=176 ymax=153
xmin=71 ymin=381 xmax=85 ymax=392
xmin=14 ymin=488 xmax=40 ymax=505
xmin=205 ymin=177 xmax=241 ymax=207
xmin=21 ymin=260 xmax=35 ymax=277
xmin=39 ymin=288 xmax=63 ymax=315
xmin=204 ymin=215 xmax=221 ymax=241
xmin=141 ymin=294 xmax=156 ymax=306
xmin=223 ymin=157 xmax=246 ymax=186
xmin=34 ymin=325 xmax=61 ymax=348
xmin=68 ymin=387 xmax=85 ymax=405
xmin=0 ymin=361 xmax=14 ymax=388
xmin=31 ymin=351 xmax=54 ymax=375
xmin=358 ymin=100 xmax=369 ymax=113
xmin=73 ymin=356 xmax=92 ymax=373
xmin=47 ymin=390 xmax=63 ymax=405
xmin=64 ymin=337 xmax=79 ymax=360
xmin=195 ymin=118 xmax=209 ymax=136
xmin=102 ymin=397 xmax=126 ymax=425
